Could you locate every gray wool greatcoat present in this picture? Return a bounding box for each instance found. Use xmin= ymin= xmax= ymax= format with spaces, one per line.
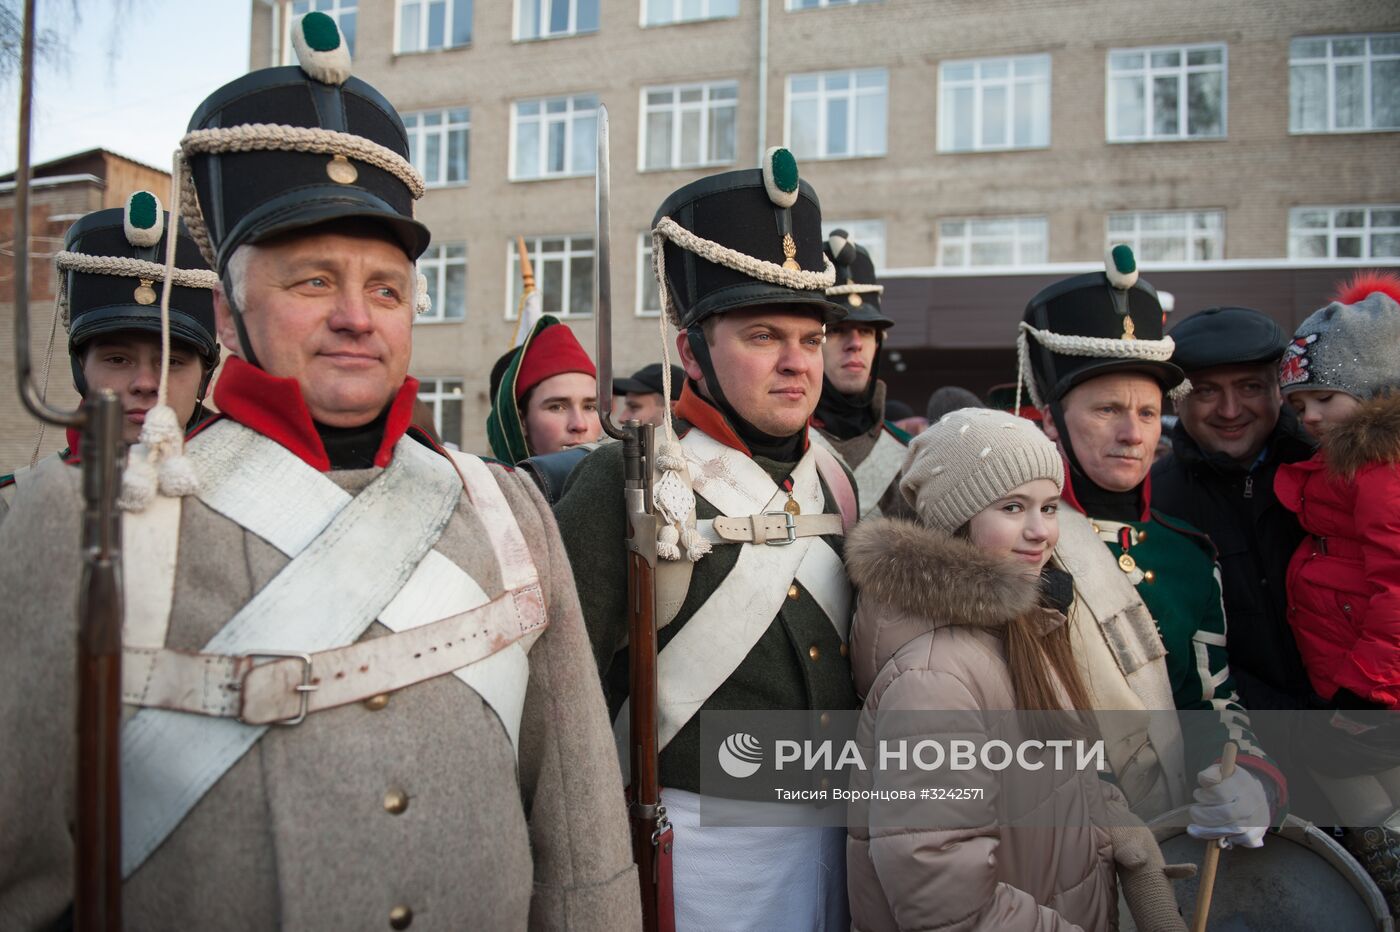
xmin=0 ymin=446 xmax=641 ymax=931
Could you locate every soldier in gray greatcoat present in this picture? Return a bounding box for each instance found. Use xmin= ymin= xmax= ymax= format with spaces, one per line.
xmin=0 ymin=14 xmax=638 ymax=931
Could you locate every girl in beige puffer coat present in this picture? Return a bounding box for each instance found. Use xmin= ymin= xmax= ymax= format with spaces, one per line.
xmin=844 ymin=408 xmax=1188 ymax=932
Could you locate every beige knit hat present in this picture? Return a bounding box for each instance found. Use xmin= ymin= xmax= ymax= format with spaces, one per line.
xmin=900 ymin=407 xmax=1064 ymax=533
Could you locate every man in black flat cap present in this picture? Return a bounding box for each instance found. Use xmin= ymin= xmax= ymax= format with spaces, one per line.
xmin=612 ymin=362 xmax=683 ymax=428
xmin=1151 ymin=306 xmax=1318 ymax=711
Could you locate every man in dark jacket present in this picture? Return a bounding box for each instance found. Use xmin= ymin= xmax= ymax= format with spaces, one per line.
xmin=1151 ymin=306 xmax=1319 ymax=711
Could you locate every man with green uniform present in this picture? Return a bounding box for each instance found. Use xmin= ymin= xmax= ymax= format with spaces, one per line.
xmin=1019 ymin=247 xmax=1286 ymax=844
xmin=555 ymin=149 xmax=858 ymax=929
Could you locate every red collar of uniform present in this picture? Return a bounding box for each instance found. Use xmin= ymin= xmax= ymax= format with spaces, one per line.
xmin=1057 ymin=454 xmax=1152 ymax=522
xmin=672 ymin=381 xmax=810 ymax=456
xmin=64 ymin=427 xmax=82 ymax=463
xmin=211 ymin=356 xmax=419 ymax=472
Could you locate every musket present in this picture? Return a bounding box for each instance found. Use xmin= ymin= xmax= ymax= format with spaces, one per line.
xmin=594 ymin=105 xmax=674 ymax=932
xmin=11 ymin=0 xmax=125 ymax=927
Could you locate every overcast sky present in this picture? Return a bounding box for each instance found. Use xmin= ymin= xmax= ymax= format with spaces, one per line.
xmin=0 ymin=0 xmax=252 ymax=173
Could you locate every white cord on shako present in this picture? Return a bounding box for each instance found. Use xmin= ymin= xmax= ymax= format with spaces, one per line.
xmin=646 ymin=212 xmax=836 ymax=562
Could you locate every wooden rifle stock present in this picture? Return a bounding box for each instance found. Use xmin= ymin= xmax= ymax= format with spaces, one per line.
xmin=622 ymin=422 xmax=674 ymax=932
xmin=75 ymin=393 xmax=125 ymax=930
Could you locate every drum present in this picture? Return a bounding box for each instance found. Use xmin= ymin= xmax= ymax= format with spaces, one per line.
xmin=1116 ymin=808 xmax=1393 ymax=931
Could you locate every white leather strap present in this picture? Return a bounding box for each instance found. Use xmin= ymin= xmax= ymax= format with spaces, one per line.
xmin=852 ymin=429 xmax=905 ymax=518
xmin=702 ymin=512 xmax=843 ymax=545
xmin=122 ymin=484 xmax=182 ymax=650
xmin=121 ymin=423 xmax=464 ymax=879
xmin=121 ymin=586 xmax=543 ymax=725
xmin=649 ymin=430 xmax=848 ymax=749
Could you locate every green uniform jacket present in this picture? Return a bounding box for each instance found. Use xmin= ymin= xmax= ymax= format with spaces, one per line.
xmin=554 ymin=418 xmax=860 ymax=795
xmin=1090 ymin=509 xmax=1285 ymax=796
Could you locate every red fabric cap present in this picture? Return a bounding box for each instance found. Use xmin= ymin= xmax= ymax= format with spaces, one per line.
xmin=515 ymin=324 xmax=596 ymax=400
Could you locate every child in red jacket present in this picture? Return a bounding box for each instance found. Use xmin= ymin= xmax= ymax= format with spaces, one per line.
xmin=1276 ymin=272 xmax=1400 ymax=915
xmin=1276 ymin=272 xmax=1400 ymax=711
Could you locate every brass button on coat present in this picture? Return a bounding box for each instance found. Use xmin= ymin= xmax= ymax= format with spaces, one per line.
xmin=389 ymin=905 xmax=413 ymax=929
xmin=788 ymin=584 xmax=800 ymax=600
xmin=808 ymin=645 xmax=820 ymax=661
xmin=383 ymin=789 xmax=409 ymax=815
xmin=839 ymin=642 xmax=849 ymax=658
xmin=364 ymin=693 xmax=391 ymax=711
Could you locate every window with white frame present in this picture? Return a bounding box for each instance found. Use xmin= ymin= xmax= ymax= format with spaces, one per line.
xmin=1106 ymin=210 xmax=1223 ymax=262
xmin=823 ymin=219 xmax=886 ymax=269
xmin=403 ymin=108 xmax=470 ymax=187
xmin=786 ymin=69 xmax=887 ymax=159
xmin=508 ymin=236 xmax=595 ymax=318
xmin=1108 ymin=44 xmax=1226 ymax=141
xmin=283 ymin=0 xmax=358 ymax=62
xmin=939 ymin=55 xmax=1050 ymax=152
xmin=642 ymin=81 xmax=738 ymax=170
xmin=397 ymin=0 xmax=472 ymax=53
xmin=516 ymin=0 xmax=598 ymax=40
xmin=416 ymin=377 xmax=465 ymax=448
xmin=1288 ymin=206 xmax=1400 ymax=260
xmin=787 ymin=0 xmax=880 ymax=9
xmin=643 ymin=0 xmax=738 ymax=26
xmin=637 ymin=237 xmax=662 ymax=317
xmin=416 ymin=243 xmax=467 ymax=321
xmin=512 ymin=94 xmax=599 ymax=180
xmin=1290 ymin=34 xmax=1400 ymax=133
xmin=938 ymin=217 xmax=1047 ymax=267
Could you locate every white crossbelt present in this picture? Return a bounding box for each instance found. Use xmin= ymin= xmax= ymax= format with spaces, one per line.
xmin=616 ymin=429 xmax=851 ymax=758
xmin=119 ymin=420 xmax=543 ymax=878
xmin=810 ymin=427 xmax=905 ymax=519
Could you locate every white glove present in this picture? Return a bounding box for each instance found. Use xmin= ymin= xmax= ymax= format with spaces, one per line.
xmin=1187 ymin=763 xmax=1268 ymax=849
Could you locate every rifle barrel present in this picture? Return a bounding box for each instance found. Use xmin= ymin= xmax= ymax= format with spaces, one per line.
xmin=75 ymin=393 xmax=124 ymax=931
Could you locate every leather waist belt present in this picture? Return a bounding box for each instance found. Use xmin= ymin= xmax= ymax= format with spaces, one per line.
xmin=700 ymin=512 xmax=844 ymax=546
xmin=122 ymin=584 xmax=543 ymax=726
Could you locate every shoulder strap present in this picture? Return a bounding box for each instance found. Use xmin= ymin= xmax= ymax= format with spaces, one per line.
xmin=810 ymin=442 xmax=857 ymax=533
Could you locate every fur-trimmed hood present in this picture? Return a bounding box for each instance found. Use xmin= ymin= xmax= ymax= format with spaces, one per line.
xmin=1328 ymin=391 xmax=1400 ymax=479
xmin=844 ymin=516 xmax=1048 ymax=693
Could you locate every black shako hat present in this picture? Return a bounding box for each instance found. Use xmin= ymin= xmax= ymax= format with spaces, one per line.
xmin=182 ymin=12 xmax=429 ymax=275
xmin=1169 ymin=306 xmax=1289 ymax=372
xmin=63 ymin=192 xmax=220 ymax=392
xmin=824 ymin=230 xmax=892 ymax=327
xmin=613 ymin=363 xmax=685 ymax=400
xmin=1018 ymin=244 xmax=1185 ymax=407
xmin=651 ymin=147 xmax=844 ymax=330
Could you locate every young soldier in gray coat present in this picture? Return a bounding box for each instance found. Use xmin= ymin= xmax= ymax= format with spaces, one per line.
xmin=0 ymin=17 xmax=638 ymax=931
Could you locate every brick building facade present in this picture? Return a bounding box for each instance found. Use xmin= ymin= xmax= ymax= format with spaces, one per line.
xmin=238 ymin=0 xmax=1398 ymax=450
